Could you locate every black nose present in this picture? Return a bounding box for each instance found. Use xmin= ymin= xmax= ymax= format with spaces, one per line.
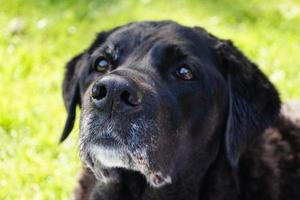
xmin=91 ymin=76 xmax=143 ymax=111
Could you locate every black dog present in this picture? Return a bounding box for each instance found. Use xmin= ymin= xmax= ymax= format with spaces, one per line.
xmin=61 ymin=21 xmax=300 ymax=200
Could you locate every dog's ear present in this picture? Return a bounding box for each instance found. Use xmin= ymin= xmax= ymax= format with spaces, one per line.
xmin=215 ymin=40 xmax=281 ymax=167
xmin=60 ymin=53 xmax=83 ymax=142
xmin=60 ymin=30 xmax=118 ymax=142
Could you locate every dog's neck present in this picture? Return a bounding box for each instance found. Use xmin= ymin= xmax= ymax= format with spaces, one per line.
xmin=198 ymin=147 xmax=240 ymax=200
xmin=125 ymin=143 xmax=239 ymax=200
xmin=132 ymin=146 xmax=239 ymax=200
xmin=94 ymin=133 xmax=240 ymax=199
xmin=147 ymin=145 xmax=239 ymax=200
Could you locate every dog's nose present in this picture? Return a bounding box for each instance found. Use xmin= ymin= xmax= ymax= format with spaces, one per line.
xmin=91 ymin=76 xmax=143 ymax=111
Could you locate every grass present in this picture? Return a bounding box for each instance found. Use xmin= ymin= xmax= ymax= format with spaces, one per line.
xmin=0 ymin=0 xmax=299 ymax=199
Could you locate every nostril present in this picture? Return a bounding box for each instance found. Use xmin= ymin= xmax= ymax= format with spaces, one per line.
xmin=120 ymin=90 xmax=131 ymax=105
xmin=120 ymin=90 xmax=141 ymax=106
xmin=92 ymin=84 xmax=107 ymax=101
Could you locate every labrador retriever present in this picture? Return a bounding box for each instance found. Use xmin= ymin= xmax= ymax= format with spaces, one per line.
xmin=60 ymin=21 xmax=300 ymax=200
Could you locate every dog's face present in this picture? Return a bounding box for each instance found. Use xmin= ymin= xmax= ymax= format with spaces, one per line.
xmin=61 ymin=21 xmax=280 ymax=188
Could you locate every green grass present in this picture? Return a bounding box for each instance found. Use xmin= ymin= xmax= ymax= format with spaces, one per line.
xmin=0 ymin=0 xmax=299 ymax=199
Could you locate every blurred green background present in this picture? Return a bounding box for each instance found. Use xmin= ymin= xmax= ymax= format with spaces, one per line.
xmin=0 ymin=0 xmax=299 ymax=199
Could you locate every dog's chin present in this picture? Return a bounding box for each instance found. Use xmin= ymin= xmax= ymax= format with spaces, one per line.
xmin=81 ymin=145 xmax=130 ymax=183
xmin=90 ymin=145 xmax=131 ymax=168
xmin=79 ymin=113 xmax=173 ymax=187
xmin=81 ymin=143 xmax=173 ymax=188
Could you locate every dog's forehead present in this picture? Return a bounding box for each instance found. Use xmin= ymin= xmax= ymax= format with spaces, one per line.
xmin=101 ymin=21 xmax=218 ymax=70
xmin=106 ymin=21 xmax=200 ymax=49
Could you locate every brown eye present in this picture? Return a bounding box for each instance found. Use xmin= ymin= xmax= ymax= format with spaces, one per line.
xmin=94 ymin=57 xmax=109 ymax=72
xmin=176 ymin=66 xmax=193 ymax=80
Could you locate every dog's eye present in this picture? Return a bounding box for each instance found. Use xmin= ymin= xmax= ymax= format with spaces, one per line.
xmin=176 ymin=66 xmax=193 ymax=80
xmin=94 ymin=57 xmax=109 ymax=72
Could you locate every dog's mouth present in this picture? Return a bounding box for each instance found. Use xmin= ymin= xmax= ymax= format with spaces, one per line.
xmin=81 ymin=143 xmax=172 ymax=187
xmin=79 ymin=109 xmax=174 ymax=187
xmin=94 ymin=133 xmax=122 ymax=148
xmin=80 ymin=128 xmax=173 ymax=188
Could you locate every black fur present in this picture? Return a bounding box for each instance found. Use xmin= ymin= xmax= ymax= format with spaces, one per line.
xmin=61 ymin=53 xmax=82 ymax=142
xmin=216 ymin=40 xmax=280 ymax=166
xmin=60 ymin=21 xmax=299 ymax=200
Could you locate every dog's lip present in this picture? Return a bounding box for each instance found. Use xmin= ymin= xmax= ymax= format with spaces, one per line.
xmin=149 ymin=172 xmax=172 ymax=187
xmin=96 ymin=136 xmax=119 ymax=147
xmin=94 ymin=133 xmax=122 ymax=148
xmin=132 ymin=156 xmax=173 ymax=187
xmin=83 ymin=142 xmax=173 ymax=187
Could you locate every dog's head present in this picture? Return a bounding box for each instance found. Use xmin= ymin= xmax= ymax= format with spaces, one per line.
xmin=61 ymin=21 xmax=280 ymax=187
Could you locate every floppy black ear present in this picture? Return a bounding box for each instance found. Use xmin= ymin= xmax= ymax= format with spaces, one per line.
xmin=60 ymin=53 xmax=83 ymax=142
xmin=216 ymin=40 xmax=281 ymax=167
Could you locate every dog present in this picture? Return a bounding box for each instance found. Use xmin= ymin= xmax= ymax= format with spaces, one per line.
xmin=60 ymin=21 xmax=300 ymax=200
